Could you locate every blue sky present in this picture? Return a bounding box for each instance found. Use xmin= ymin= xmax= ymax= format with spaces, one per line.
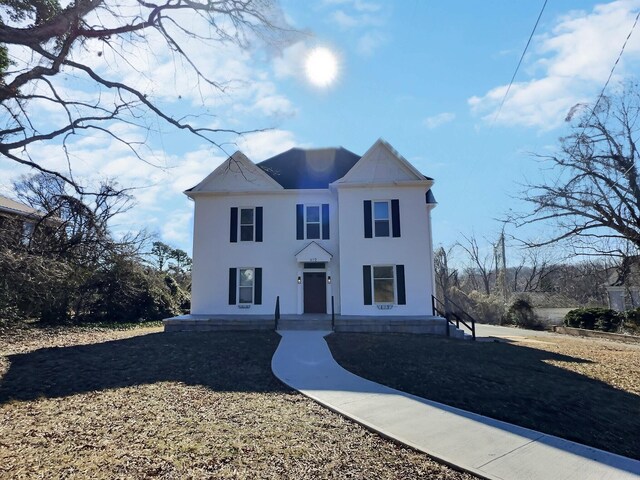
xmin=3 ymin=0 xmax=640 ymax=259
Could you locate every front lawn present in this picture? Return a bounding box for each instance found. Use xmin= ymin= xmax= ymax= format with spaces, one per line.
xmin=327 ymin=333 xmax=640 ymax=460
xmin=0 ymin=325 xmax=475 ymax=479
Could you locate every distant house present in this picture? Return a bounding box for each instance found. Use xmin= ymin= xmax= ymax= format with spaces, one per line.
xmin=165 ymin=139 xmax=458 ymax=334
xmin=0 ymin=194 xmax=45 ymax=248
xmin=606 ymin=256 xmax=640 ymax=311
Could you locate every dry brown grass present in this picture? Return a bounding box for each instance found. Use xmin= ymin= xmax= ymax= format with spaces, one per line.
xmin=0 ymin=325 xmax=475 ymax=479
xmin=327 ymin=332 xmax=640 ymax=460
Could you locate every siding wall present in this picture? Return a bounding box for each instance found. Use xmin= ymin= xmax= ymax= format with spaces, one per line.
xmin=191 ymin=190 xmax=341 ymax=315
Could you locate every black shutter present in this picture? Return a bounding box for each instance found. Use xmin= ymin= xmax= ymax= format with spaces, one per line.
xmin=363 ymin=265 xmax=372 ymax=305
xmin=255 ymin=207 xmax=263 ymax=242
xmin=230 ymin=207 xmax=238 ymax=243
xmin=228 ymin=268 xmax=237 ymax=305
xmin=391 ymin=199 xmax=401 ymax=238
xmin=396 ymin=264 xmax=406 ymax=305
xmin=321 ymin=204 xmax=330 ymax=239
xmin=296 ymin=204 xmax=304 ymax=240
xmin=363 ymin=200 xmax=372 ymax=238
xmin=254 ymin=268 xmax=262 ymax=305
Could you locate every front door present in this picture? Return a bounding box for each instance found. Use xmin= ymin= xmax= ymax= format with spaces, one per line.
xmin=304 ymin=272 xmax=326 ymax=313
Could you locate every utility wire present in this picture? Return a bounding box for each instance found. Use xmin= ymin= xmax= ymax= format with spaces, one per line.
xmin=491 ymin=0 xmax=548 ymax=126
xmin=577 ymin=8 xmax=640 ymax=140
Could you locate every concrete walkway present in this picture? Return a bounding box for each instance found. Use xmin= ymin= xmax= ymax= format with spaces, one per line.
xmin=271 ymin=330 xmax=640 ymax=480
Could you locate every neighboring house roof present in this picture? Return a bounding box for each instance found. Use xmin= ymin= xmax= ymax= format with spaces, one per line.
xmin=0 ymin=194 xmax=41 ymax=219
xmin=257 ymin=147 xmax=361 ymax=189
xmin=606 ymin=256 xmax=640 ymax=287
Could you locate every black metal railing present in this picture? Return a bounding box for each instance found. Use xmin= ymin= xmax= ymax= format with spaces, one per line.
xmin=432 ymin=295 xmax=476 ymax=340
xmin=331 ymin=295 xmax=335 ymax=329
xmin=274 ymin=296 xmax=280 ymax=330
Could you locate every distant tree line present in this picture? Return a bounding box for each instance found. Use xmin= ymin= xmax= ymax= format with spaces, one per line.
xmin=0 ymin=173 xmax=190 ymax=325
xmin=435 ymin=235 xmax=616 ymax=327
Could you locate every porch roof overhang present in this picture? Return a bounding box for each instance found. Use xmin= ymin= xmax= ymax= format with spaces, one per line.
xmin=295 ymin=241 xmax=333 ymax=263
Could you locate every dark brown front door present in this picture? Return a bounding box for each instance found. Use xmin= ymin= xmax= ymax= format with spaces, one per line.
xmin=304 ymin=272 xmax=326 ymax=313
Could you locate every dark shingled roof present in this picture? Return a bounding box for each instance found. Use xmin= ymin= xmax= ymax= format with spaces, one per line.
xmin=257 ymin=147 xmax=361 ymax=189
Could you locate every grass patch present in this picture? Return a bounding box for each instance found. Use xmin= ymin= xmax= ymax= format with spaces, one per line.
xmin=0 ymin=327 xmax=475 ymax=479
xmin=327 ymin=333 xmax=640 ymax=460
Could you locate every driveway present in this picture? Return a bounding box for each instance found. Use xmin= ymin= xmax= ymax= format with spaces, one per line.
xmin=474 ymin=323 xmax=559 ymax=340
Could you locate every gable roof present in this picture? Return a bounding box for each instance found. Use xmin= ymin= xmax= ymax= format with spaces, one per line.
xmin=257 ymin=147 xmax=361 ymax=189
xmin=0 ymin=194 xmax=42 ymax=218
xmin=334 ymin=138 xmax=433 ymax=186
xmin=186 ymin=151 xmax=284 ymax=194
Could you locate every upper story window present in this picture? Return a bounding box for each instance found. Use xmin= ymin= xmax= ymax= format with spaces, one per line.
xmin=364 ymin=199 xmax=401 ymax=238
xmin=230 ymin=207 xmax=263 ymax=243
xmin=373 ymin=201 xmax=390 ymax=237
xmin=306 ymin=205 xmax=321 ymax=239
xmin=296 ymin=203 xmax=330 ymax=240
xmin=240 ymin=208 xmax=254 ymax=241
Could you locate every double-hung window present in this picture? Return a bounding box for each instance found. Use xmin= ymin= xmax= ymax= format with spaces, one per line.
xmin=373 ymin=201 xmax=390 ymax=237
xmin=228 ymin=267 xmax=262 ymax=305
xmin=296 ymin=203 xmax=330 ymax=240
xmin=364 ymin=199 xmax=401 ymax=238
xmin=230 ymin=207 xmax=263 ymax=243
xmin=240 ymin=208 xmax=254 ymax=241
xmin=306 ymin=205 xmax=321 ymax=240
xmin=373 ymin=266 xmax=395 ymax=303
xmin=363 ymin=264 xmax=406 ymax=306
xmin=238 ymin=268 xmax=254 ymax=304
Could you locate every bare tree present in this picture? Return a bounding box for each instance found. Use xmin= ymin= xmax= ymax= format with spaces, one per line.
xmin=512 ymin=81 xmax=640 ymax=257
xmin=434 ymin=245 xmax=459 ymax=301
xmin=511 ymin=247 xmax=558 ymax=293
xmin=0 ymin=0 xmax=290 ymax=192
xmin=458 ymin=234 xmax=495 ymax=295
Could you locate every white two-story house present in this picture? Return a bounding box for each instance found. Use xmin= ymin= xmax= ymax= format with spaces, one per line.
xmin=164 ymin=138 xmax=449 ymax=333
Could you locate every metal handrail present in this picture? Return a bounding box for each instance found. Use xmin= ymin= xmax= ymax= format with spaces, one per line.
xmin=432 ymin=295 xmax=476 ymax=340
xmin=274 ymin=296 xmax=280 ymax=330
xmin=331 ymin=295 xmax=335 ymax=330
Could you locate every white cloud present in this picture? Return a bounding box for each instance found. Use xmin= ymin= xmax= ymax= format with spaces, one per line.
xmin=322 ymin=0 xmax=382 ymax=13
xmin=423 ymin=112 xmax=456 ymax=129
xmin=356 ymin=31 xmax=388 ymax=56
xmin=469 ymin=0 xmax=640 ymax=129
xmin=234 ymin=129 xmax=299 ymax=160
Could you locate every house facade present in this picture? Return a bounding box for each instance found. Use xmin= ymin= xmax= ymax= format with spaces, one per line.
xmin=0 ymin=194 xmax=46 ymax=248
xmin=178 ymin=139 xmax=441 ymax=329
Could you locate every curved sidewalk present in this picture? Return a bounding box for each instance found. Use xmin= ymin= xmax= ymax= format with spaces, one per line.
xmin=271 ymin=330 xmax=640 ymax=480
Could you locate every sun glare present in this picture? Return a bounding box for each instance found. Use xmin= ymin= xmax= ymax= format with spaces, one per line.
xmin=305 ymin=47 xmax=338 ymax=88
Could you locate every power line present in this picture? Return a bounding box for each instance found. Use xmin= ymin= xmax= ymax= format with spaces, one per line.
xmin=492 ymin=0 xmax=548 ymax=126
xmin=578 ymin=8 xmax=640 ymax=138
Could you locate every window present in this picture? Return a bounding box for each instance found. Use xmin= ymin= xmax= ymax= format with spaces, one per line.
xmin=373 ymin=266 xmax=395 ymax=303
xmin=21 ymin=221 xmax=35 ymax=245
xmin=238 ymin=268 xmax=254 ymax=304
xmin=240 ymin=208 xmax=254 ymax=241
xmin=230 ymin=207 xmax=262 ymax=243
xmin=363 ymin=264 xmax=405 ymax=306
xmin=306 ymin=205 xmax=321 ymax=239
xmin=364 ymin=200 xmax=400 ymax=239
xmin=296 ymin=203 xmax=329 ymax=240
xmin=373 ymin=201 xmax=390 ymax=237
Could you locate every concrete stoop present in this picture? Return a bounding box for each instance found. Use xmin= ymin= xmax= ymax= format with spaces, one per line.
xmin=335 ymin=316 xmax=450 ymax=335
xmin=163 ymin=315 xmax=274 ymax=332
xmin=164 ymin=314 xmax=470 ymax=338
